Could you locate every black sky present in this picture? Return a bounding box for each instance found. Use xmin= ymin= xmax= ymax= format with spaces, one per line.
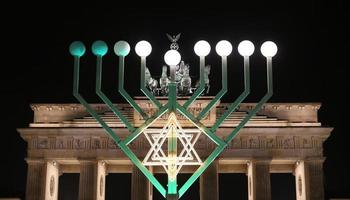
xmin=0 ymin=1 xmax=348 ymax=199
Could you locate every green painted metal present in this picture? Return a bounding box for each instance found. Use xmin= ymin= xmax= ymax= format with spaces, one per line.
xmin=182 ymin=56 xmax=205 ymax=109
xmin=178 ymin=145 xmax=225 ymax=197
xmin=140 ymin=57 xmax=162 ymax=108
xmin=123 ymin=104 xmax=169 ymax=145
xmin=95 ymin=55 xmax=135 ymax=132
xmin=197 ymin=56 xmax=228 ymax=120
xmin=176 ymin=103 xmax=226 ymax=146
xmin=73 ymin=55 xmax=167 ymax=197
xmin=168 ymin=178 xmax=178 ymax=195
xmin=224 ymin=57 xmax=273 ymax=144
xmin=177 ymin=56 xmax=273 ymax=198
xmin=71 ymin=41 xmax=274 ymax=200
xmin=167 ymin=82 xmax=178 ymax=195
xmin=73 ymin=56 xmax=121 ymax=143
xmin=118 ymin=56 xmax=148 ymax=119
xmin=210 ymin=56 xmax=251 ymax=132
xmin=168 ymin=83 xmax=177 ymax=111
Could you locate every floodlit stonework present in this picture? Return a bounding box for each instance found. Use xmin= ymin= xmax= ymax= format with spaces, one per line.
xmin=18 ymin=99 xmax=332 ymax=200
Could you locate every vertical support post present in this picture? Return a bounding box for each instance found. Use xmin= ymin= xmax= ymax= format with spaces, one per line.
xmin=140 ymin=56 xmax=162 ymax=108
xmin=197 ymin=56 xmax=227 ymax=120
xmin=118 ymin=56 xmax=148 ymax=119
xmin=294 ymin=159 xmax=325 ymax=200
xmin=131 ymin=165 xmax=152 ymax=200
xmin=247 ymin=160 xmax=271 ymax=200
xmin=26 ymin=159 xmax=60 ymax=200
xmin=78 ymin=160 xmax=106 ymax=200
xmin=167 ymin=64 xmax=178 ymax=198
xmin=200 ymin=161 xmax=219 ymax=200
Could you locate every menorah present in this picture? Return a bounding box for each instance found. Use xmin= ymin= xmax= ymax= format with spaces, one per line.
xmin=69 ymin=37 xmax=277 ymax=200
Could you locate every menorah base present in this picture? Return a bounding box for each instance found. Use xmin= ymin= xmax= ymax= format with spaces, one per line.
xmin=167 ymin=194 xmax=179 ymax=200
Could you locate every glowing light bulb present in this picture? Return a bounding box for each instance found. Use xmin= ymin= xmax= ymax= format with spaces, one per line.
xmin=135 ymin=40 xmax=152 ymax=57
xmin=260 ymin=41 xmax=278 ymax=57
xmin=91 ymin=40 xmax=108 ymax=56
xmin=215 ymin=40 xmax=232 ymax=56
xmin=164 ymin=50 xmax=181 ymax=66
xmin=69 ymin=41 xmax=86 ymax=57
xmin=194 ymin=40 xmax=211 ymax=56
xmin=238 ymin=40 xmax=255 ymax=56
xmin=114 ymin=41 xmax=130 ymax=56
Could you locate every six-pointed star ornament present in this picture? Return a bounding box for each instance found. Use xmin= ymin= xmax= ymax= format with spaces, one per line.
xmin=142 ymin=113 xmax=202 ymax=181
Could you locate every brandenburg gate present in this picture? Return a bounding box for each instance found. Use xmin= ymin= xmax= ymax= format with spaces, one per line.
xmin=18 ymin=38 xmax=332 ymax=199
xmin=18 ymin=100 xmax=331 ymax=200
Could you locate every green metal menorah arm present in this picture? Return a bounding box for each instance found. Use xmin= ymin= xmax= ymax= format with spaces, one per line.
xmin=118 ymin=56 xmax=148 ymax=119
xmin=176 ymin=103 xmax=226 ymax=147
xmin=95 ymin=56 xmax=135 ymax=132
xmin=178 ymin=57 xmax=273 ymax=198
xmin=140 ymin=57 xmax=162 ymax=108
xmin=179 ymin=145 xmax=226 ymax=198
xmin=225 ymin=57 xmax=273 ymax=143
xmin=183 ymin=56 xmax=205 ymax=109
xmin=73 ymin=56 xmax=167 ymax=197
xmin=123 ymin=104 xmax=169 ymax=145
xmin=73 ymin=57 xmax=122 ymax=143
xmin=197 ymin=56 xmax=228 ymax=120
xmin=210 ymin=56 xmax=251 ymax=132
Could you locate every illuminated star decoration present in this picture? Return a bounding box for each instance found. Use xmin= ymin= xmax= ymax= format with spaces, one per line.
xmin=142 ymin=113 xmax=202 ymax=180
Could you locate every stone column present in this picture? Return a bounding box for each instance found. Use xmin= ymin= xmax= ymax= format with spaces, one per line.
xmin=200 ymin=161 xmax=219 ymax=200
xmin=294 ymin=159 xmax=324 ymax=200
xmin=247 ymin=160 xmax=271 ymax=200
xmin=131 ymin=165 xmax=152 ymax=200
xmin=26 ymin=159 xmax=59 ymax=200
xmin=78 ymin=160 xmax=106 ymax=200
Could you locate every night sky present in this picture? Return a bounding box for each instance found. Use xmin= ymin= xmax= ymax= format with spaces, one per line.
xmin=1 ymin=1 xmax=348 ymax=199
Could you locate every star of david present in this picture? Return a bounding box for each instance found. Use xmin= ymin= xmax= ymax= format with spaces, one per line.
xmin=142 ymin=113 xmax=202 ymax=176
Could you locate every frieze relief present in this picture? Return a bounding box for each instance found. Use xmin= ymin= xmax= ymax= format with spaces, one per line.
xmin=28 ymin=135 xmax=327 ymax=151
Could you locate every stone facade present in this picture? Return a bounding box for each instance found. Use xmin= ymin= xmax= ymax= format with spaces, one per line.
xmin=18 ymin=101 xmax=332 ymax=200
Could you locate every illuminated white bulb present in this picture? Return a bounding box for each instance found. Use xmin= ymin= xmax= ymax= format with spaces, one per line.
xmin=215 ymin=40 xmax=233 ymax=56
xmin=135 ymin=40 xmax=152 ymax=57
xmin=194 ymin=40 xmax=211 ymax=56
xmin=260 ymin=41 xmax=278 ymax=57
xmin=164 ymin=50 xmax=181 ymax=66
xmin=114 ymin=41 xmax=130 ymax=56
xmin=238 ymin=40 xmax=255 ymax=56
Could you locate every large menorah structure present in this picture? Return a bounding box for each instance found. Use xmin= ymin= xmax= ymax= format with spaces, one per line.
xmin=68 ymin=37 xmax=277 ymax=200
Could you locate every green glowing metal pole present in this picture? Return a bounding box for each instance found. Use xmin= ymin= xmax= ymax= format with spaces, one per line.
xmin=211 ymin=56 xmax=251 ymax=132
xmin=197 ymin=56 xmax=228 ymax=120
xmin=177 ymin=56 xmax=273 ymax=199
xmin=183 ymin=56 xmax=205 ymax=109
xmin=70 ymin=40 xmax=275 ymax=200
xmin=225 ymin=56 xmax=273 ymax=143
xmin=176 ymin=104 xmax=226 ymax=146
xmin=72 ymin=54 xmax=167 ymax=198
xmin=141 ymin=56 xmax=162 ymax=108
xmin=118 ymin=56 xmax=148 ymax=119
xmin=95 ymin=55 xmax=135 ymax=132
xmin=167 ymin=64 xmax=178 ymax=199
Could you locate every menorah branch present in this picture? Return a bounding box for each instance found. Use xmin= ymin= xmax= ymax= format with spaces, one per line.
xmin=69 ymin=38 xmax=278 ymax=200
xmin=118 ymin=56 xmax=149 ymax=119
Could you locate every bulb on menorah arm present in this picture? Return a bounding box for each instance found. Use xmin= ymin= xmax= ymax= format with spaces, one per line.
xmin=164 ymin=50 xmax=181 ymax=82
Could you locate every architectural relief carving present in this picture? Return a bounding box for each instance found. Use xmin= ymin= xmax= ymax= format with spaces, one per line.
xmin=27 ymin=135 xmax=327 ymax=154
xmin=49 ymin=176 xmax=55 ymax=197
